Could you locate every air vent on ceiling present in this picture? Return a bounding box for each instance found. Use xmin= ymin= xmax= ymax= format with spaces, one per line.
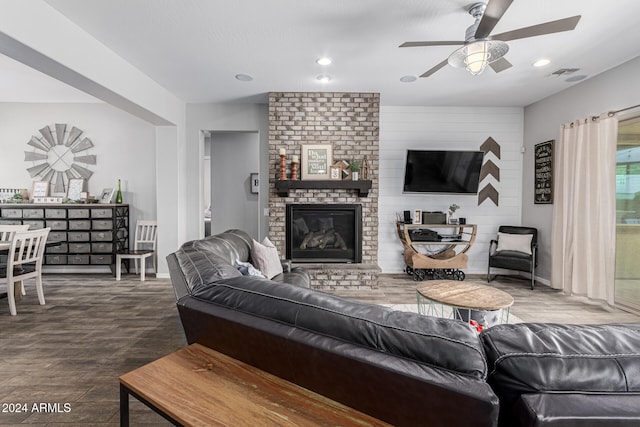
xmin=551 ymin=68 xmax=580 ymax=76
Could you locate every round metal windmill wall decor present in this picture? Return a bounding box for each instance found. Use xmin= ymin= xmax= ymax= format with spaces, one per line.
xmin=24 ymin=124 xmax=97 ymax=194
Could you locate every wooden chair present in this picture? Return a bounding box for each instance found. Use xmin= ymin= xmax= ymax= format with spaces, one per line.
xmin=1 ymin=227 xmax=50 ymax=316
xmin=116 ymin=220 xmax=157 ymax=281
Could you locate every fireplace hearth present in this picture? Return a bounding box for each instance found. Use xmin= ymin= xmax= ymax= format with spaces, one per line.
xmin=286 ymin=204 xmax=362 ymax=263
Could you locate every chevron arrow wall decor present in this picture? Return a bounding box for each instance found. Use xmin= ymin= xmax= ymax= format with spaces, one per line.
xmin=478 ymin=183 xmax=499 ymax=206
xmin=480 ymin=136 xmax=501 ymax=159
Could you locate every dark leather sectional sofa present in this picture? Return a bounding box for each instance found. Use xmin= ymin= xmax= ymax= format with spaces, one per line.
xmin=167 ymin=229 xmax=640 ymax=426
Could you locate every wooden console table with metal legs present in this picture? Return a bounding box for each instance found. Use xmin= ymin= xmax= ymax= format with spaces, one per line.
xmin=119 ymin=343 xmax=390 ymax=426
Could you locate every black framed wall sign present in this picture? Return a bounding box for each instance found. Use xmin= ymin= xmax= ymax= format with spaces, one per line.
xmin=534 ymin=140 xmax=554 ymax=204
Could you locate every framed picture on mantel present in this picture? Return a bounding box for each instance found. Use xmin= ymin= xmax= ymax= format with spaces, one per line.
xmin=301 ymin=144 xmax=332 ymax=180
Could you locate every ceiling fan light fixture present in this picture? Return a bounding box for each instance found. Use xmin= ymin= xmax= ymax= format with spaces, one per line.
xmin=448 ymin=40 xmax=509 ymax=76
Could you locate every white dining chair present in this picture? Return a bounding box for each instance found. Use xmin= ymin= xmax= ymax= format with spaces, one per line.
xmin=0 ymin=224 xmax=29 ymax=242
xmin=116 ymin=220 xmax=157 ymax=281
xmin=1 ymin=227 xmax=50 ymax=316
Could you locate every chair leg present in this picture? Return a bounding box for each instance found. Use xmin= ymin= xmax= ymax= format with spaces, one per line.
xmin=140 ymin=258 xmax=146 ymax=282
xmin=35 ymin=275 xmax=45 ymax=305
xmin=116 ymin=256 xmax=122 ymax=281
xmin=21 ymin=281 xmax=26 ymax=296
xmin=134 ymin=259 xmax=139 ymax=275
xmin=8 ymin=281 xmax=17 ymax=316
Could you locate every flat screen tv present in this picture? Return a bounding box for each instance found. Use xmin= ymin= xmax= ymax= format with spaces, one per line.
xmin=403 ymin=150 xmax=484 ymax=194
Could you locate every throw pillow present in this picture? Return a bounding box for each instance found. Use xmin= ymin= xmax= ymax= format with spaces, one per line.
xmin=496 ymin=232 xmax=533 ymax=255
xmin=250 ymin=237 xmax=284 ymax=279
xmin=234 ymin=259 xmax=265 ymax=278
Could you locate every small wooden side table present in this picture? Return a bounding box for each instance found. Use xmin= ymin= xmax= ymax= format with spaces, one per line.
xmin=416 ymin=280 xmax=514 ymax=326
xmin=119 ymin=343 xmax=390 ymax=426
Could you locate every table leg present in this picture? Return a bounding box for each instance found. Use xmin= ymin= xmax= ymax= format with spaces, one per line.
xmin=120 ymin=383 xmax=129 ymax=427
xmin=14 ymin=280 xmax=23 ymax=301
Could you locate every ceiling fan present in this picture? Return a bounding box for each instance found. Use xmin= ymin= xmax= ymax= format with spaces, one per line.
xmin=400 ymin=0 xmax=581 ymax=77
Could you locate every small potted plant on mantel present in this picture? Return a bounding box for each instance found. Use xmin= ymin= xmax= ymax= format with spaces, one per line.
xmin=349 ymin=160 xmax=361 ymax=181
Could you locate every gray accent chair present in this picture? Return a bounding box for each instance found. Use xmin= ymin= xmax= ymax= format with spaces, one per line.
xmin=487 ymin=225 xmax=538 ymax=290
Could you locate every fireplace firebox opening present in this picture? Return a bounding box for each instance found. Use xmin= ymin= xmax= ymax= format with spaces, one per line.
xmin=286 ymin=204 xmax=362 ymax=263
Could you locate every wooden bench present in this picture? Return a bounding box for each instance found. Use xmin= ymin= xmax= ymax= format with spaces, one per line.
xmin=119 ymin=343 xmax=390 ymax=426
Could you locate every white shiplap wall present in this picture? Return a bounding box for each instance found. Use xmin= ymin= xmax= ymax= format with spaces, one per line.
xmin=378 ymin=106 xmax=524 ymax=273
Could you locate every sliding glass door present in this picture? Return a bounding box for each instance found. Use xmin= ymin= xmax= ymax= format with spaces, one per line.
xmin=615 ymin=116 xmax=640 ymax=311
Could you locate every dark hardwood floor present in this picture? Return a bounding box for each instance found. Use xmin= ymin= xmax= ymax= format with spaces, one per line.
xmin=0 ymin=273 xmax=638 ymax=425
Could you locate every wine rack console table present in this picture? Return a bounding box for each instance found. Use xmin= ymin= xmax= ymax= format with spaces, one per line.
xmin=0 ymin=203 xmax=129 ymax=271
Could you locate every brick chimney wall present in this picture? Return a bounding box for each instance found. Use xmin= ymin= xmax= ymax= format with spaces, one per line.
xmin=268 ymin=92 xmax=380 ymax=289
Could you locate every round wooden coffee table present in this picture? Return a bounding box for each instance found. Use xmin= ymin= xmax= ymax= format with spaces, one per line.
xmin=416 ymin=280 xmax=514 ymax=326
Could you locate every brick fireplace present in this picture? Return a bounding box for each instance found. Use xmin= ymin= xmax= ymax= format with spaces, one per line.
xmin=268 ymin=92 xmax=380 ymax=289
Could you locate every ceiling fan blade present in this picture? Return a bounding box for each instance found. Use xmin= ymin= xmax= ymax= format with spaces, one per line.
xmin=475 ymin=0 xmax=514 ymax=39
xmin=492 ymin=15 xmax=581 ymax=42
xmin=400 ymin=41 xmax=464 ymax=48
xmin=420 ymin=59 xmax=449 ymax=78
xmin=490 ymin=57 xmax=512 ymax=73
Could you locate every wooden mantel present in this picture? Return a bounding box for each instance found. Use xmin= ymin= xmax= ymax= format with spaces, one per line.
xmin=274 ymin=179 xmax=372 ymax=197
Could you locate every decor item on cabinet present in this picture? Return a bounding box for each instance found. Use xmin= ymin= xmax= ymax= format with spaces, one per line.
xmin=300 ymin=144 xmax=332 ymax=180
xmin=115 ymin=179 xmax=123 ymax=204
xmin=24 ymin=124 xmax=96 ymax=195
xmin=449 ymin=203 xmax=460 ymax=224
xmin=99 ymin=188 xmax=115 ymax=204
xmin=534 ymin=140 xmax=554 ymax=204
xmin=278 ymin=148 xmax=287 ymax=180
xmin=32 ymin=181 xmax=49 ymax=198
xmin=349 ymin=160 xmax=361 ymax=181
xmin=250 ymin=173 xmax=260 ymax=193
xmin=413 ymin=209 xmax=422 ymax=225
xmin=66 ymin=178 xmax=84 ymax=202
xmin=290 ymin=155 xmax=299 ymax=180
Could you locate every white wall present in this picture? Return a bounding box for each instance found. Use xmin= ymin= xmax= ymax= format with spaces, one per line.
xmin=378 ymin=106 xmax=524 ymax=274
xmin=523 ymin=56 xmax=640 ymax=283
xmin=0 ymin=102 xmax=157 ymax=265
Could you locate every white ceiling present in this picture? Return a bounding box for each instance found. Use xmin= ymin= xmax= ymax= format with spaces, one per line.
xmin=4 ymin=0 xmax=640 ymax=107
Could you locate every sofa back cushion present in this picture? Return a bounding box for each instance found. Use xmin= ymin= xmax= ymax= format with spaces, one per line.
xmin=192 ymin=275 xmax=488 ymax=379
xmin=174 ymin=246 xmax=242 ymax=294
xmin=481 ymin=323 xmax=640 ymax=406
xmin=191 ymin=229 xmax=252 ymax=265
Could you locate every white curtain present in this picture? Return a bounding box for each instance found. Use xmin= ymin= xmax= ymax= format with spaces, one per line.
xmin=551 ymin=114 xmax=618 ymax=304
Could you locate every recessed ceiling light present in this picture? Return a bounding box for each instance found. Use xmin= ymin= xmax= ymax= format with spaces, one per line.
xmin=235 ymin=74 xmax=253 ymax=82
xmin=317 ymin=74 xmax=331 ymax=83
xmin=533 ymin=59 xmax=551 ymax=67
xmin=316 ymin=57 xmax=332 ymax=66
xmin=400 ymin=75 xmax=417 ymax=83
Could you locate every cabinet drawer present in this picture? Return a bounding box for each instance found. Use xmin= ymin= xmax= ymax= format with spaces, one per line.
xmin=91 ymin=208 xmax=113 ymax=218
xmin=1 ymin=209 xmax=22 ymax=218
xmin=48 ymin=231 xmax=67 ymax=242
xmin=91 ymin=243 xmax=113 ymax=253
xmin=45 ymin=209 xmax=66 ymax=219
xmin=23 ymin=209 xmax=44 ymax=218
xmin=23 ymin=220 xmax=45 ymax=229
xmin=68 ymin=220 xmax=91 ymax=230
xmin=68 ymin=243 xmax=91 ymax=253
xmin=46 ymin=220 xmax=67 ymax=230
xmin=68 ymin=254 xmax=89 ymax=265
xmin=91 ymin=254 xmax=112 ymax=265
xmin=68 ymin=209 xmax=90 ymax=219
xmin=0 ymin=219 xmax=21 ymax=225
xmin=46 ymin=243 xmax=68 ymax=254
xmin=91 ymin=231 xmax=113 ymax=242
xmin=45 ymin=255 xmax=67 ymax=265
xmin=92 ymin=219 xmax=113 ymax=230
xmin=68 ymin=232 xmax=90 ymax=242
